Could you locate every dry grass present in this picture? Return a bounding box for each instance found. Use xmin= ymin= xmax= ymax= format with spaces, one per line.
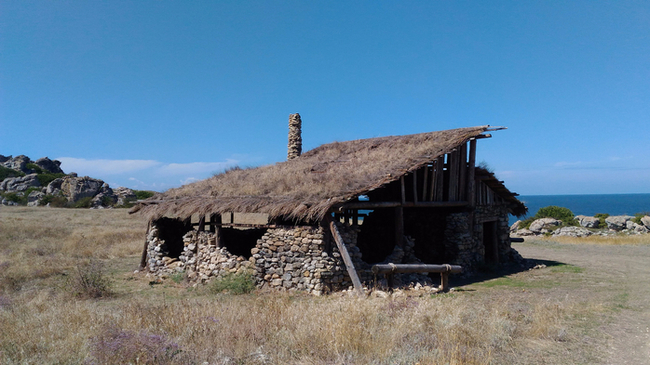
xmin=134 ymin=126 xmax=493 ymax=221
xmin=537 ymin=234 xmax=650 ymax=246
xmin=0 ymin=206 xmax=613 ymax=364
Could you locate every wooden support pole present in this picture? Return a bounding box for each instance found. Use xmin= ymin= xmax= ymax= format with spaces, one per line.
xmin=459 ymin=142 xmax=467 ymax=201
xmin=197 ymin=215 xmax=206 ymax=232
xmin=422 ymin=164 xmax=429 ymax=201
xmin=441 ymin=272 xmax=450 ymax=292
xmin=468 ymin=139 xmax=477 ymax=208
xmin=213 ymin=214 xmax=222 ymax=247
xmin=352 ymin=210 xmax=359 ymax=226
xmin=139 ymin=220 xmax=151 ymax=270
xmin=400 ymin=176 xmax=406 ymax=205
xmin=412 ymin=170 xmax=418 ymax=203
xmin=329 ymin=219 xmax=364 ymax=296
xmin=435 ymin=155 xmax=444 ymax=201
xmin=449 ymin=150 xmax=459 ymax=201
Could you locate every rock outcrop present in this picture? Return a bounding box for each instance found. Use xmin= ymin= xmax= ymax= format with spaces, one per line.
xmin=605 ymin=215 xmax=634 ymax=231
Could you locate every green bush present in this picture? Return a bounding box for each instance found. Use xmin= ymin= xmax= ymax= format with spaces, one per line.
xmin=73 ymin=197 xmax=94 ymax=208
xmin=40 ymin=194 xmax=69 ymax=207
xmin=0 ymin=166 xmax=24 ymax=180
xmin=594 ymin=213 xmax=609 ymax=229
xmin=25 ymin=163 xmax=45 ymax=174
xmin=520 ymin=205 xmax=577 ymax=229
xmin=134 ymin=190 xmax=155 ymax=200
xmin=36 ymin=173 xmax=66 ymax=187
xmin=209 ymin=271 xmax=256 ymax=295
xmin=1 ymin=192 xmax=27 ymax=205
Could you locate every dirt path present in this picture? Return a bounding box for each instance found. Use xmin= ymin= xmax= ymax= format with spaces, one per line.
xmin=515 ymin=241 xmax=650 ymax=365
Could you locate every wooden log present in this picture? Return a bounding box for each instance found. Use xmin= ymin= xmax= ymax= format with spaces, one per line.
xmin=139 ymin=220 xmax=151 ymax=270
xmin=421 ymin=164 xmax=429 ymax=201
xmin=400 ymin=175 xmax=406 ymax=204
xmin=441 ymin=272 xmax=450 ymax=292
xmin=213 ymin=214 xmax=222 ymax=247
xmin=337 ymin=201 xmax=468 ymax=210
xmin=434 ymin=155 xmax=444 ymax=201
xmin=371 ymin=264 xmax=462 ymax=275
xmin=510 ymin=237 xmax=524 ymax=243
xmin=459 ymin=142 xmax=467 ymax=201
xmin=329 ymin=220 xmax=364 ymax=296
xmin=197 ymin=215 xmax=206 ymax=232
xmin=468 ymin=139 xmax=477 ymax=208
xmin=412 ymin=170 xmax=418 ymax=203
xmin=448 ymin=150 xmax=458 ymax=201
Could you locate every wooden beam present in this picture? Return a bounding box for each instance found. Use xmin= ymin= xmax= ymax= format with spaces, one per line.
xmin=329 ymin=220 xmax=364 ymax=296
xmin=139 ymin=220 xmax=151 ymax=270
xmin=422 ymin=164 xmax=429 ymax=201
xmin=400 ymin=175 xmax=406 ymax=204
xmin=412 ymin=170 xmax=418 ymax=203
xmin=459 ymin=142 xmax=467 ymax=201
xmin=197 ymin=215 xmax=206 ymax=232
xmin=213 ymin=214 xmax=222 ymax=247
xmin=448 ymin=150 xmax=458 ymax=201
xmin=435 ymin=155 xmax=444 ymax=201
xmin=371 ymin=264 xmax=463 ymax=275
xmin=337 ymin=201 xmax=468 ymax=210
xmin=468 ymin=139 xmax=477 ymax=208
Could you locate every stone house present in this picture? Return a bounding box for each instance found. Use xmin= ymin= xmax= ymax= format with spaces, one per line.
xmin=131 ymin=115 xmax=527 ymax=294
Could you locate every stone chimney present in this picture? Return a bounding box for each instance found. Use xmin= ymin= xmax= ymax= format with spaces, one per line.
xmin=287 ymin=113 xmax=302 ymax=160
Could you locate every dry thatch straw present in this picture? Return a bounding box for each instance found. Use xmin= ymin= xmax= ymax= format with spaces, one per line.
xmin=132 ymin=126 xmax=521 ymax=221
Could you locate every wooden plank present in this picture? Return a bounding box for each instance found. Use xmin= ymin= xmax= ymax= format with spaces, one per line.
xmin=448 ymin=150 xmax=458 ymax=201
xmin=329 ymin=220 xmax=364 ymax=296
xmin=468 ymin=139 xmax=477 ymax=208
xmin=435 ymin=155 xmax=444 ymax=201
xmin=421 ymin=165 xmax=428 ymax=201
xmin=459 ymin=142 xmax=467 ymax=201
xmin=371 ymin=264 xmax=463 ymax=274
xmin=139 ymin=220 xmax=151 ymax=270
xmin=412 ymin=170 xmax=418 ymax=203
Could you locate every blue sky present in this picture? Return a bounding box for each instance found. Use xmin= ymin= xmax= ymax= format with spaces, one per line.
xmin=1 ymin=1 xmax=648 ymax=194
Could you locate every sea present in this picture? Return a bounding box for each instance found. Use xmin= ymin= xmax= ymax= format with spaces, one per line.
xmin=509 ymin=193 xmax=650 ymax=225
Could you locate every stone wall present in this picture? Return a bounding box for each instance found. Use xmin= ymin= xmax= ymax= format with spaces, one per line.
xmin=145 ymin=220 xmax=371 ymax=295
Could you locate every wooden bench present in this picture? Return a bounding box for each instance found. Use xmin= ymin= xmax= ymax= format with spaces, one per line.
xmin=371 ymin=263 xmax=463 ymax=292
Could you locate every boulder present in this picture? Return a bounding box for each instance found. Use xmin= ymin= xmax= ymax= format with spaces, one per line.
xmin=91 ymin=183 xmax=116 ymax=207
xmin=510 ymin=220 xmax=522 ymax=232
xmin=46 ymin=175 xmax=109 ymax=204
xmin=642 ymin=216 xmax=650 ymax=230
xmin=529 ymin=218 xmax=561 ymax=233
xmin=113 ymin=186 xmax=137 ymax=206
xmin=605 ymin=215 xmax=634 ymax=231
xmin=0 ymin=174 xmax=40 ymax=192
xmin=553 ymin=226 xmax=592 ymax=237
xmin=576 ymin=215 xmax=600 ymax=228
xmin=1 ymin=155 xmax=30 ymax=173
xmin=34 ymin=157 xmax=63 ymax=174
xmin=27 ymin=191 xmax=45 ymax=207
xmin=513 ymin=228 xmax=535 ymax=236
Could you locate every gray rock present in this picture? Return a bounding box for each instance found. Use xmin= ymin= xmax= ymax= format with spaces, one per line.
xmin=0 ymin=174 xmax=40 ymax=192
xmin=1 ymin=155 xmax=30 ymax=173
xmin=112 ymin=187 xmax=136 ymax=206
xmin=34 ymin=157 xmax=63 ymax=174
xmin=553 ymin=226 xmax=592 ymax=237
xmin=529 ymin=218 xmax=561 ymax=233
xmin=513 ymin=228 xmax=535 ymax=236
xmin=510 ymin=220 xmax=522 ymax=232
xmin=27 ymin=191 xmax=45 ymax=206
xmin=641 ymin=216 xmax=650 ymax=230
xmin=576 ymin=215 xmax=600 ymax=228
xmin=605 ymin=215 xmax=634 ymax=231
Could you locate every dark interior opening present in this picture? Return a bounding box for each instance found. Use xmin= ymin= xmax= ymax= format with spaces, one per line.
xmin=155 ymin=217 xmax=192 ymax=259
xmin=221 ymin=227 xmax=266 ymax=259
xmin=403 ymin=209 xmax=449 ymax=264
xmin=483 ymin=221 xmax=499 ymax=264
xmin=356 ymin=209 xmax=396 ymax=264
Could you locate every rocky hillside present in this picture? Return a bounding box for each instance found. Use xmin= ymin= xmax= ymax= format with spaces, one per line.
xmin=0 ymin=154 xmax=154 ymax=208
xmin=511 ymin=213 xmax=650 ymax=237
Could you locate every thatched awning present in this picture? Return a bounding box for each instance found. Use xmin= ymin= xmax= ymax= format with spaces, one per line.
xmin=131 ymin=126 xmax=525 ymax=221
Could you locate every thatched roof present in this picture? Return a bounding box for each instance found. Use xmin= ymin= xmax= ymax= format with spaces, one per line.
xmin=132 ymin=126 xmax=525 ymax=221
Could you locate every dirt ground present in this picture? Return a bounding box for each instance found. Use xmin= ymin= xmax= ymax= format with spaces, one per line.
xmin=514 ymin=240 xmax=650 ymax=365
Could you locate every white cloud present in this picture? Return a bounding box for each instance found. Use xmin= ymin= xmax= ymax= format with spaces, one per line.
xmin=156 ymin=159 xmax=239 ymax=176
xmin=57 ymin=157 xmax=160 ymax=175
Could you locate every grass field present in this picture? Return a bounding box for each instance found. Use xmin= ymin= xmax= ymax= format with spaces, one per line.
xmin=1 ymin=206 xmax=647 ymax=364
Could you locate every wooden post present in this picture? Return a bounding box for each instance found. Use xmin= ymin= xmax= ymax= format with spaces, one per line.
xmin=459 ymin=142 xmax=467 ymax=201
xmin=422 ymin=165 xmax=429 ymax=201
xmin=139 ymin=220 xmax=151 ymax=270
xmin=329 ymin=219 xmax=364 ymax=296
xmin=214 ymin=214 xmax=222 ymax=247
xmin=435 ymin=155 xmax=444 ymax=201
xmin=412 ymin=170 xmax=418 ymax=203
xmin=441 ymin=272 xmax=450 ymax=292
xmin=197 ymin=215 xmax=206 ymax=232
xmin=468 ymin=139 xmax=477 ymax=208
xmin=448 ymin=150 xmax=459 ymax=201
xmin=400 ymin=175 xmax=406 ymax=204
xmin=352 ymin=210 xmax=359 ymax=226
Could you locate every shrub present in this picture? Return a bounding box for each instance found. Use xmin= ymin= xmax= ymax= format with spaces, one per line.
xmin=534 ymin=206 xmax=577 ymax=226
xmin=631 ymin=213 xmax=648 ymax=225
xmin=68 ymin=259 xmax=112 ymax=298
xmin=73 ymin=196 xmax=94 ymax=208
xmin=25 ymin=163 xmax=45 ymax=174
xmin=0 ymin=166 xmax=24 ymax=180
xmin=134 ymin=190 xmax=156 ymax=200
xmin=40 ymin=194 xmax=69 ymax=207
xmin=36 ymin=172 xmax=65 ymax=187
xmin=594 ymin=213 xmax=609 ymax=229
xmin=171 ymin=271 xmax=185 ymax=284
xmin=209 ymin=271 xmax=256 ymax=295
xmin=88 ymin=325 xmax=188 ymax=365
